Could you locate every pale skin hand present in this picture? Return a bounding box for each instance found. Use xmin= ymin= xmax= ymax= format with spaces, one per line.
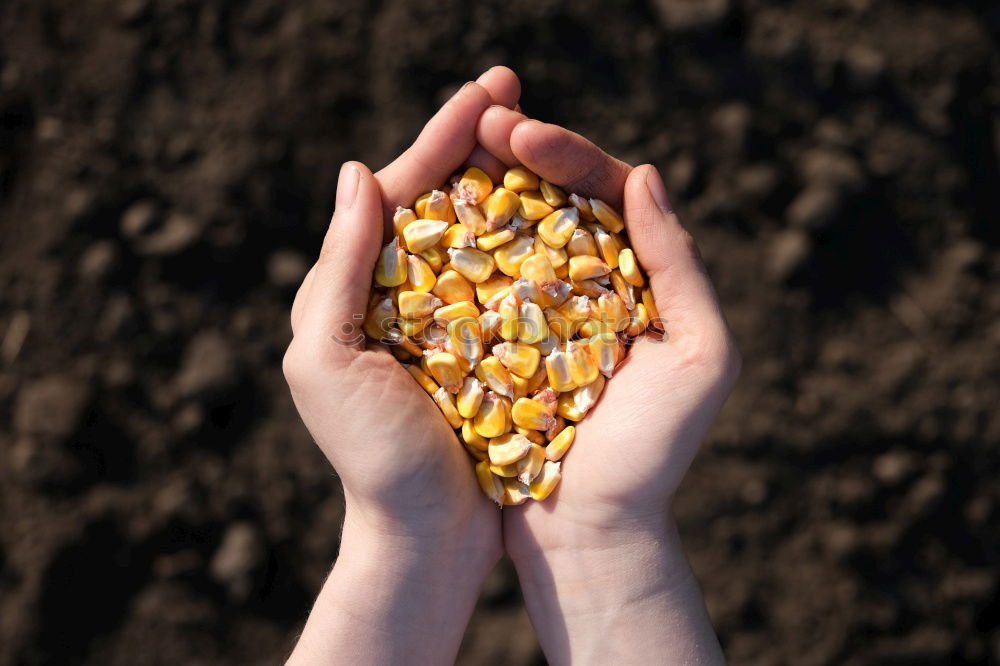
xmin=283 ymin=67 xmax=522 ymax=666
xmin=476 ymin=108 xmax=741 ymax=664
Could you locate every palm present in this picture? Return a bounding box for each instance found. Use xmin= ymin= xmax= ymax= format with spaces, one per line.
xmin=325 ymin=351 xmax=495 ymax=533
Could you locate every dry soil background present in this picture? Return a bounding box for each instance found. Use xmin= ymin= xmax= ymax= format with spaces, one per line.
xmin=1 ymin=0 xmax=999 ymax=664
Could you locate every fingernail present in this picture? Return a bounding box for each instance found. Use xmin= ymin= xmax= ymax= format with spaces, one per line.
xmin=460 ymin=81 xmax=476 ymax=92
xmin=645 ymin=166 xmax=672 ymax=213
xmin=336 ymin=162 xmax=359 ymax=210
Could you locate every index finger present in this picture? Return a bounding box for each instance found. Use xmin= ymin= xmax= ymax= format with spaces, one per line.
xmin=477 ymin=107 xmax=632 ymax=207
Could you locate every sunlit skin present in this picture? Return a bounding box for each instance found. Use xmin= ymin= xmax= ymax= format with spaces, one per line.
xmin=284 ymin=67 xmax=739 ymax=665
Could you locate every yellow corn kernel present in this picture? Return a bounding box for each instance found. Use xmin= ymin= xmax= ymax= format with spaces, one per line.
xmin=485 ymin=188 xmax=521 ymax=231
xmin=502 ymin=478 xmax=532 ymax=505
xmin=517 ymin=426 xmax=547 ymax=446
xmin=397 ymin=291 xmax=444 ymax=319
xmin=504 ymin=167 xmax=540 ymax=193
xmin=406 ymin=364 xmax=439 ymax=395
xmin=545 ymin=350 xmax=577 ymax=392
xmin=475 ymin=460 xmax=504 ymax=505
xmin=593 ymin=228 xmax=620 ymax=269
xmin=553 ymin=295 xmax=593 ymax=334
xmin=597 ymin=292 xmax=630 ymax=332
xmin=512 ymin=397 xmax=555 ymax=431
xmin=545 ymin=425 xmax=575 ymax=461
xmin=642 ymin=288 xmax=661 ymax=326
xmin=432 ymin=270 xmax=475 ymax=305
xmin=519 ymin=254 xmax=557 ymax=287
xmin=363 ymin=298 xmax=398 ymax=341
xmin=589 ymin=198 xmax=625 ymax=232
xmin=433 ymin=300 xmax=480 ymax=325
xmin=529 ymin=460 xmax=562 ymax=500
xmin=511 ymin=278 xmax=543 ymax=305
xmin=512 ymin=373 xmax=531 ymax=400
xmin=474 ymin=391 xmax=512 ymax=438
xmin=414 ymin=191 xmax=432 ymax=218
xmin=465 ymin=443 xmax=488 ymax=461
xmin=462 ymin=419 xmax=489 ymax=451
xmin=493 ymin=234 xmax=535 ymax=277
xmin=537 ymin=207 xmax=580 ymax=249
xmin=419 ymin=246 xmax=447 ymax=272
xmin=566 ymin=340 xmax=599 ymax=386
xmin=475 ymin=356 xmax=515 ymax=399
xmin=433 ymin=387 xmax=464 ymax=428
xmin=453 ymin=198 xmax=487 ymax=235
xmin=544 ymin=307 xmax=569 ymax=341
xmin=556 ymin=392 xmax=584 ymax=421
xmin=526 ymin=363 xmax=549 ymax=394
xmin=588 ymin=332 xmax=620 ymax=378
xmin=566 ymin=228 xmax=598 ymax=257
xmin=618 ymin=248 xmax=644 ymax=286
xmin=539 ymin=180 xmax=568 ymax=208
xmin=479 ymin=310 xmax=502 ymax=341
xmin=406 ymin=255 xmax=437 ymax=293
xmin=534 ymin=332 xmax=560 ymax=357
xmin=488 ymin=432 xmax=533 ymax=466
xmin=426 ymin=352 xmax=463 ymax=393
xmin=490 ymin=462 xmax=519 ymax=477
xmin=375 ymin=238 xmax=408 ymax=287
xmin=534 ymin=235 xmax=568 ymax=269
xmin=457 ymin=376 xmax=486 ymax=419
xmin=554 ymin=263 xmax=569 ymax=280
xmin=441 ymin=223 xmax=477 ymax=248
xmin=626 ymin=303 xmax=651 ymax=337
xmin=399 ymin=317 xmax=431 ymax=338
xmin=393 ymin=207 xmax=417 ymax=244
xmin=518 ymin=301 xmax=549 ymax=344
xmin=545 ymin=414 xmax=565 ymax=441
xmin=518 ymin=190 xmax=554 ymax=221
xmin=477 ymin=228 xmax=515 ymax=252
xmin=402 ymin=219 xmax=449 ymax=253
xmin=570 ymin=279 xmax=609 ymax=299
xmin=516 ymin=443 xmax=546 ymax=484
xmin=420 ymin=323 xmax=448 ymax=349
xmin=493 ymin=342 xmax=541 ymax=379
xmin=498 ymin=293 xmax=519 ymax=342
xmin=609 ymin=270 xmax=636 ymax=310
xmin=448 ymin=316 xmax=483 ymax=366
xmin=392 ymin=344 xmax=412 ymax=361
xmin=572 ymin=374 xmax=605 ymax=414
xmin=577 ymin=319 xmax=611 ymax=338
xmin=509 ymin=212 xmax=535 ymax=231
xmin=453 ymin=167 xmax=493 ymax=204
xmin=568 ymin=193 xmax=596 ymax=221
xmin=474 ymin=273 xmax=512 ymax=304
xmin=568 ymin=255 xmax=611 ymax=282
xmin=447 ymin=247 xmax=495 ymax=283
xmin=424 ymin=189 xmax=456 ymax=222
xmin=398 ymin=336 xmax=423 ymax=358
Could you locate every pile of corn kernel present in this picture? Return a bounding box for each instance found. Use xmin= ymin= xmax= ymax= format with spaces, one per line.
xmin=364 ymin=166 xmax=657 ymax=505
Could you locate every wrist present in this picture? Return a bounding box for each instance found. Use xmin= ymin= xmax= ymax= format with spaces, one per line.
xmin=508 ymin=511 xmax=686 ymax=612
xmin=340 ymin=506 xmax=500 ymax=583
xmin=507 ymin=514 xmax=723 ymax=664
xmin=287 ymin=508 xmax=498 ymax=666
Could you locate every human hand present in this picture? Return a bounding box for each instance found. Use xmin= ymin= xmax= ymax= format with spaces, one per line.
xmin=477 ymin=108 xmax=740 ymax=664
xmin=283 ymin=68 xmax=521 ymax=665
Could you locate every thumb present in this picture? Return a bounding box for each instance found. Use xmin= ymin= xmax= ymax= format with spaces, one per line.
xmin=622 ymin=165 xmax=734 ymax=361
xmin=298 ymin=161 xmax=384 ymax=363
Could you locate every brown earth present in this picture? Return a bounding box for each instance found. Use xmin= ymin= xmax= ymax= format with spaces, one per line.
xmin=1 ymin=1 xmax=999 ymax=664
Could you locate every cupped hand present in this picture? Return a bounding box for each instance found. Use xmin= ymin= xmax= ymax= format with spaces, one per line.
xmin=282 ymin=68 xmax=520 ymax=564
xmin=475 ymin=108 xmax=742 ymax=553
